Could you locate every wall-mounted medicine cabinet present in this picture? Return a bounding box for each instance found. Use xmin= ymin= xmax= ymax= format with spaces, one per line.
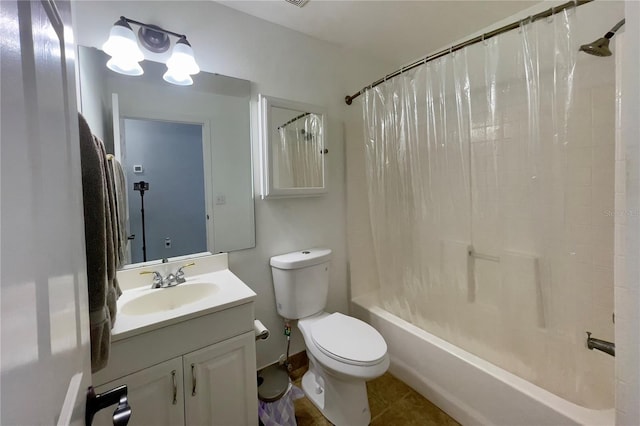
xmin=259 ymin=94 xmax=327 ymax=199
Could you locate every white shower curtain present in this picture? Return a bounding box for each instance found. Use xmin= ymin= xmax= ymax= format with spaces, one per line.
xmin=362 ymin=10 xmax=615 ymax=408
xmin=276 ymin=113 xmax=323 ymax=188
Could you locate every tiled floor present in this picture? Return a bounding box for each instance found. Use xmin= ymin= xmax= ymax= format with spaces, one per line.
xmin=292 ymin=369 xmax=460 ymax=426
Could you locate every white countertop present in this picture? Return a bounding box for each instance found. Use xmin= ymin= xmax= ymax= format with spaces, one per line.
xmin=112 ymin=254 xmax=256 ymax=341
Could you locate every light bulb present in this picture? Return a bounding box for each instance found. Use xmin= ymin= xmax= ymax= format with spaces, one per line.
xmin=162 ymin=69 xmax=193 ymax=86
xmin=166 ymin=38 xmax=200 ymax=76
xmin=102 ymin=18 xmax=144 ymax=75
xmin=107 ymin=57 xmax=144 ymax=76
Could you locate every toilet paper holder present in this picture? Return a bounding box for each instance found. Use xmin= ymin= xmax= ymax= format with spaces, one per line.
xmin=254 ymin=319 xmax=269 ymax=341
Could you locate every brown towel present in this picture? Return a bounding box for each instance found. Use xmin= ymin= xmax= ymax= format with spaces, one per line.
xmin=98 ymin=140 xmax=122 ymax=325
xmin=115 ymin=159 xmax=128 ymax=266
xmin=106 ymin=156 xmax=121 ymax=269
xmin=79 ymin=113 xmax=112 ymax=372
xmin=108 ymin=156 xmax=129 ymax=268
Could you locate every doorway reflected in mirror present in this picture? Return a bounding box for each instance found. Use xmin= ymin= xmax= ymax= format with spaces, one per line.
xmin=123 ymin=118 xmax=207 ymax=264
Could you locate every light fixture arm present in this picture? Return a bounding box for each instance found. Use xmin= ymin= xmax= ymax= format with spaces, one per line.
xmin=119 ymin=16 xmax=188 ymax=42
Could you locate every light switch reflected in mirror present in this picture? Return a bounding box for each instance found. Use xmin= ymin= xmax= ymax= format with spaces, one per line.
xmin=260 ymin=95 xmax=327 ymax=198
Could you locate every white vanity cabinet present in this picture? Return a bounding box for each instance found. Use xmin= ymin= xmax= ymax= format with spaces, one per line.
xmin=184 ymin=332 xmax=257 ymax=426
xmin=92 ymin=298 xmax=258 ymax=426
xmin=93 ymin=332 xmax=256 ymax=426
xmin=92 ymin=255 xmax=259 ymax=425
xmin=94 ymin=358 xmax=185 ymax=426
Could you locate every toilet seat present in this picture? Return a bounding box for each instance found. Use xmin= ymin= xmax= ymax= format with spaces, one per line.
xmin=310 ymin=313 xmax=387 ymax=366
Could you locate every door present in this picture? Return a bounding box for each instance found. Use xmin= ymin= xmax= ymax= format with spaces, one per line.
xmin=93 ymin=358 xmax=184 ymax=426
xmin=1 ymin=0 xmax=92 ymax=425
xmin=184 ymin=332 xmax=258 ymax=426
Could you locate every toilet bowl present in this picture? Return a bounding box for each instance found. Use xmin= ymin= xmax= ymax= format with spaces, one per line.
xmin=299 ymin=312 xmax=389 ymax=380
xmin=270 ymin=249 xmax=389 ymax=425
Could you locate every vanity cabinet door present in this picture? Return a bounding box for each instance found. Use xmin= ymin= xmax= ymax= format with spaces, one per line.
xmin=93 ymin=358 xmax=185 ymax=426
xmin=184 ymin=331 xmax=257 ymax=426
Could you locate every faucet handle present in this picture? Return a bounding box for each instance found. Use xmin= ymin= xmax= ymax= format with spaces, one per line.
xmin=175 ymin=262 xmax=196 ymax=283
xmin=177 ymin=262 xmax=195 ymax=274
xmin=140 ymin=270 xmax=163 ymax=288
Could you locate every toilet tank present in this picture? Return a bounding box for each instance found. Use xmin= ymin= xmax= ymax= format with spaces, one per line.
xmin=270 ymin=248 xmax=332 ymax=319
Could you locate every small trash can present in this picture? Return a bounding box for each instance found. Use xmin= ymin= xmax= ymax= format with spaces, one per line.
xmin=257 ymin=365 xmax=304 ymax=426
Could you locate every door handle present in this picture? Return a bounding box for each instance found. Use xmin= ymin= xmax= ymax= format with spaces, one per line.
xmin=191 ymin=364 xmax=197 ymax=396
xmin=85 ymin=385 xmax=132 ymax=426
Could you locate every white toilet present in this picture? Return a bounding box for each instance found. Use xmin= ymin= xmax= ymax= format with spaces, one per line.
xmin=270 ymin=248 xmax=389 ymax=426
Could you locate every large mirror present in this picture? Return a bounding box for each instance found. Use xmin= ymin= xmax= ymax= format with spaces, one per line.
xmin=77 ymin=46 xmax=255 ymax=266
xmin=259 ymin=95 xmax=327 ymax=198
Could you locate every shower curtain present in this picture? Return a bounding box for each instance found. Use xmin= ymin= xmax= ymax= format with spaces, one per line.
xmin=362 ymin=10 xmax=615 ymax=408
xmin=276 ymin=113 xmax=323 ymax=188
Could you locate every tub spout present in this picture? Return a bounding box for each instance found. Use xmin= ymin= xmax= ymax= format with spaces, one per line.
xmin=586 ymin=332 xmax=615 ymax=357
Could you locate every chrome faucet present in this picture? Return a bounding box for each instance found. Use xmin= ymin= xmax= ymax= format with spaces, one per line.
xmin=175 ymin=262 xmax=195 ymax=284
xmin=164 ymin=273 xmax=178 ymax=287
xmin=586 ymin=332 xmax=615 ymax=357
xmin=140 ymin=271 xmax=164 ymax=289
xmin=140 ymin=262 xmax=196 ymax=289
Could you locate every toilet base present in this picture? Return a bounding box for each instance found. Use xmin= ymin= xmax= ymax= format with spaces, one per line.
xmin=301 ymin=364 xmax=371 ymax=426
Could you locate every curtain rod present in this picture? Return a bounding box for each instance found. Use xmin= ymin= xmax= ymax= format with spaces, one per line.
xmin=344 ymin=0 xmax=593 ymax=106
xmin=277 ymin=112 xmax=312 ymax=130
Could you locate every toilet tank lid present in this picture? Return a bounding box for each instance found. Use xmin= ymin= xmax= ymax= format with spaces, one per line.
xmin=270 ymin=248 xmax=332 ymax=270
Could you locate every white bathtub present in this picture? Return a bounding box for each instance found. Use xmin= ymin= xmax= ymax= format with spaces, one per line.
xmin=351 ymin=292 xmax=614 ymax=426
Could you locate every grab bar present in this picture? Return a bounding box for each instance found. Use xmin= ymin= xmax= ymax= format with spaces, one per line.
xmin=468 ymin=249 xmax=500 ymax=262
xmin=466 ymin=246 xmax=499 ymax=304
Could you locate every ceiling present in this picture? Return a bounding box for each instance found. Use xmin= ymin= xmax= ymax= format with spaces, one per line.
xmin=217 ymin=0 xmax=542 ymax=67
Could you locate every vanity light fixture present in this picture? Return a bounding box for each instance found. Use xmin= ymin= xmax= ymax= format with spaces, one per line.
xmin=162 ymin=37 xmax=200 ymax=86
xmin=102 ymin=16 xmax=200 ymax=85
xmin=102 ymin=17 xmax=144 ymax=76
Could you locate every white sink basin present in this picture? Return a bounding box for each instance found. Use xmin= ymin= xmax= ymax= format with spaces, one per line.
xmin=112 ymin=260 xmax=257 ymax=341
xmin=121 ymin=283 xmax=218 ymax=316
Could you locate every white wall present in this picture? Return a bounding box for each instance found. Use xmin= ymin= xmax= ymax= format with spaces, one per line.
xmin=616 ymin=1 xmax=640 ymax=423
xmin=73 ymin=0 xmax=390 ymax=369
xmin=77 ymin=46 xmax=109 ymax=142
